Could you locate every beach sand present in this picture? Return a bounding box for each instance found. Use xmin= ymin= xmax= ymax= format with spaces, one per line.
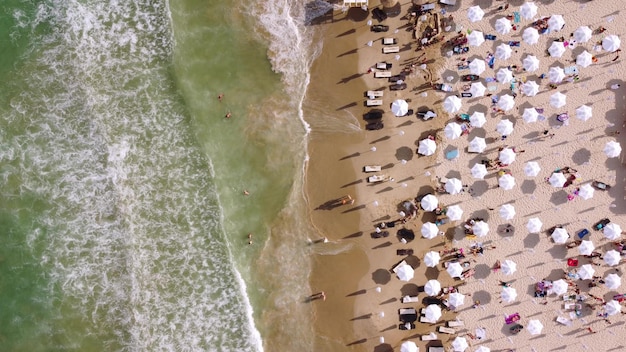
xmin=304 ymin=1 xmax=626 ymax=351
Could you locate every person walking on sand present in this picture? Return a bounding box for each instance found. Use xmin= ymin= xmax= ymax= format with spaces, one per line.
xmin=310 ymin=291 xmax=326 ymax=301
xmin=218 ymin=93 xmax=224 ymax=101
xmin=225 ymin=112 xmax=232 ymax=118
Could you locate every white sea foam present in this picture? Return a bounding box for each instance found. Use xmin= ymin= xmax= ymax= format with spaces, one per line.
xmin=2 ymin=0 xmax=262 ymax=350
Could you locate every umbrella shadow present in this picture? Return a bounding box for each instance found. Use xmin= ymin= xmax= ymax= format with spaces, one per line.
xmin=471 ymin=180 xmax=490 ymax=197
xmin=400 ymin=283 xmax=420 ymax=297
xmin=550 ymin=190 xmax=569 ymax=206
xmin=425 ymin=266 xmax=440 ymax=280
xmin=474 ymin=263 xmax=492 ymax=280
xmin=472 ymin=289 xmax=492 ymax=305
xmin=395 ymin=146 xmax=414 ymax=162
xmin=572 ymin=148 xmax=592 ymax=165
xmin=546 ymin=244 xmax=568 ymax=260
xmin=524 ymin=232 xmax=541 ymax=249
xmin=372 ymin=268 xmax=392 ymax=284
xmin=521 ymin=179 xmax=537 ymax=194
xmin=374 ymin=343 xmax=393 ymax=352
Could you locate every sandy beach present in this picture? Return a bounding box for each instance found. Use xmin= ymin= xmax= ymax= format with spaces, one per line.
xmin=304 ymin=0 xmax=626 ymax=351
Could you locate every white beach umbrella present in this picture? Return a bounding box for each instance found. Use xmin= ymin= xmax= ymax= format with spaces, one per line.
xmin=418 ymin=138 xmax=437 ymax=156
xmin=443 ymin=96 xmax=462 ymax=114
xmin=496 ymin=119 xmax=514 ymax=136
xmin=527 ymin=217 xmax=543 ymax=233
xmin=520 ymin=2 xmax=538 ymax=20
xmin=499 ymin=204 xmax=516 ymax=220
xmin=467 ymin=30 xmax=485 ymax=47
xmin=444 ymin=122 xmax=463 ymax=140
xmin=522 ymin=108 xmax=539 ymax=123
xmin=425 ymin=279 xmax=442 ymax=296
xmin=452 ymin=336 xmax=469 ymax=352
xmin=551 ymin=228 xmax=569 ymax=244
xmin=604 ymin=141 xmax=622 ymax=158
xmin=604 ymin=223 xmax=622 ymax=241
xmin=578 ymin=240 xmax=595 ymax=256
xmin=547 ymin=15 xmax=565 ymax=32
xmin=499 ymin=147 xmax=516 ymax=164
xmin=498 ymin=174 xmax=515 ymax=190
xmin=422 ymin=222 xmax=439 ymax=239
xmin=605 ymin=300 xmax=622 ymax=316
xmin=501 ymin=259 xmax=517 ymax=275
xmin=604 ymin=250 xmax=622 ymax=266
xmin=577 ymin=183 xmax=594 ymax=200
xmin=396 ymin=263 xmax=414 ymax=281
xmin=576 ymin=51 xmax=593 ymax=68
xmin=445 ymin=178 xmax=463 ymax=195
xmin=605 ymin=273 xmax=621 ymax=290
xmin=447 ymin=262 xmax=463 ymax=278
xmin=498 ymin=95 xmax=515 ymax=111
xmin=469 ymin=82 xmax=486 ymax=97
xmin=522 ymin=55 xmax=540 ymax=72
xmin=548 ymin=66 xmax=565 ymax=83
xmin=603 ymin=35 xmax=621 ymax=52
xmin=401 ymin=341 xmax=419 ymax=352
xmin=496 ymin=68 xmax=513 ymax=83
xmin=495 ymin=18 xmax=512 ymax=35
xmin=524 ymin=161 xmax=541 ymax=177
xmin=468 ymin=137 xmax=486 ymax=153
xmin=424 ymin=304 xmax=442 ymax=322
xmin=578 ymin=264 xmax=595 ymax=280
xmin=474 ymin=347 xmax=491 ymax=352
xmin=471 ymin=163 xmax=488 ymax=179
xmin=391 ymin=99 xmax=409 ymax=116
xmin=467 ymin=6 xmax=485 ymax=23
xmin=521 ymin=81 xmax=539 ymax=96
xmin=550 ymin=92 xmax=567 ymax=108
xmin=495 ymin=43 xmax=512 ymax=60
xmin=469 ymin=58 xmax=486 ymax=75
xmin=469 ymin=111 xmax=486 ymax=127
xmin=424 ymin=251 xmax=441 ymax=267
xmin=575 ymin=105 xmax=592 ymax=121
xmin=549 ymin=172 xmax=567 ymax=187
xmin=446 ymin=205 xmax=464 ymax=221
xmin=527 ymin=319 xmax=544 ymax=335
xmin=548 ymin=41 xmax=566 ymax=58
xmin=472 ymin=221 xmax=489 ymax=237
xmin=501 ymin=286 xmax=518 ymax=303
xmin=421 ymin=194 xmax=438 ymax=212
xmin=551 ymin=279 xmax=568 ymax=295
xmin=574 ymin=26 xmax=593 ymax=43
xmin=522 ymin=27 xmax=540 ymax=45
xmin=448 ymin=292 xmax=465 ymax=308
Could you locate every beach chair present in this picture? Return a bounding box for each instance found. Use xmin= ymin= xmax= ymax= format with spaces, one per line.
xmin=556 ymin=316 xmax=572 ymax=326
xmin=564 ymin=302 xmax=576 ymax=310
xmin=374 ymin=71 xmax=392 ymax=78
xmin=376 ymin=62 xmax=392 ymax=70
xmin=366 ymin=90 xmax=384 ymax=98
xmin=382 ymin=38 xmax=397 ymax=45
xmin=383 ymin=46 xmax=400 ymax=54
xmin=366 ymin=100 xmax=383 ymax=106
xmin=438 ymin=326 xmax=455 ymax=334
xmin=403 ymin=295 xmax=420 ymax=303
xmin=447 ymin=320 xmax=464 ymax=327
xmin=363 ymin=165 xmax=382 ymax=173
xmin=367 ymin=174 xmax=389 ymax=183
xmin=421 ymin=332 xmax=438 ymax=341
xmin=393 ymin=260 xmax=409 ymax=275
xmin=420 ymin=316 xmax=433 ymax=323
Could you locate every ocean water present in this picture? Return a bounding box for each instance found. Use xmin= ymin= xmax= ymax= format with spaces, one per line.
xmin=0 ymin=0 xmax=323 ymax=350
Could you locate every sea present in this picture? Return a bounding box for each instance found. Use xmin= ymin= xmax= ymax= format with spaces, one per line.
xmin=0 ymin=0 xmax=335 ymax=350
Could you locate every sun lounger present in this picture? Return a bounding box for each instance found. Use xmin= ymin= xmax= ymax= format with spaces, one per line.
xmin=366 ymin=90 xmax=384 ymax=98
xmin=564 ymin=302 xmax=576 ymax=310
xmin=368 ymin=174 xmax=390 ymax=183
xmin=447 ymin=320 xmax=464 ymax=327
xmin=556 ymin=316 xmax=572 ymax=326
xmin=428 ymin=347 xmax=444 ymax=352
xmin=376 ymin=62 xmax=392 ymax=70
xmin=399 ymin=307 xmax=417 ymax=315
xmin=438 ymin=326 xmax=455 ymax=334
xmin=364 ymin=165 xmax=382 ymax=172
xmin=421 ymin=332 xmax=438 ymax=341
xmin=399 ymin=322 xmax=416 ymax=330
xmin=383 ymin=46 xmax=400 ymax=54
xmin=420 ymin=316 xmax=433 ymax=323
xmin=382 ymin=38 xmax=397 ymax=45
xmin=403 ymin=295 xmax=419 ymax=303
xmin=374 ymin=71 xmax=392 ymax=78
xmin=393 ymin=260 xmax=409 ymax=275
xmin=366 ymin=99 xmax=383 ymax=106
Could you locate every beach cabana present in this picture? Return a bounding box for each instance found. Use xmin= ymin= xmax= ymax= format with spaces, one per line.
xmin=604 ymin=141 xmax=622 ymax=158
xmin=421 ymin=222 xmax=439 ymax=239
xmin=495 ymin=43 xmax=512 ymax=60
xmin=497 ymin=95 xmax=515 ymax=111
xmin=446 ymin=205 xmax=463 ymax=221
xmin=527 ymin=319 xmax=543 ymax=335
xmin=548 ymin=41 xmax=566 ymax=57
xmin=575 ymin=105 xmax=592 ymax=121
xmin=499 ymin=204 xmax=516 ymax=220
xmin=578 ymin=240 xmax=595 ymax=256
xmin=424 ymin=251 xmax=441 ymax=267
xmin=495 ymin=18 xmax=512 ymax=35
xmin=522 ymin=27 xmax=539 ymax=45
xmin=547 ymin=15 xmax=565 ymax=32
xmin=548 ymin=172 xmax=566 ymax=187
xmin=418 ymin=138 xmax=437 ymax=156
xmin=549 ymin=92 xmax=566 ymax=108
xmin=520 ymin=2 xmax=538 ymax=20
xmin=498 ymin=174 xmax=515 ymax=190
xmin=420 ymin=194 xmax=438 ymax=212
xmin=424 ymin=279 xmax=442 ymax=296
xmin=452 ymin=336 xmax=469 ymax=351
xmin=467 ymin=6 xmax=484 ymax=23
xmin=471 ymin=163 xmax=488 ymax=179
xmin=603 ymin=223 xmax=622 ymax=240
xmin=576 ymin=51 xmax=593 ymax=68
xmin=605 ymin=300 xmax=622 ymax=316
xmin=501 ymin=260 xmax=517 ymax=275
xmin=400 ymin=341 xmax=418 ymax=352
xmin=524 ymin=161 xmax=541 ymax=177
xmin=443 ymin=96 xmax=462 ymax=113
xmin=605 ymin=250 xmax=621 ymax=266
xmin=468 ymin=137 xmax=486 ymax=153
xmin=501 ymin=286 xmax=517 ymax=303
xmin=469 ymin=82 xmax=486 ymax=97
xmin=467 ymin=30 xmax=485 ymax=47
xmin=551 ymin=228 xmax=569 ymax=244
xmin=522 ymin=55 xmax=540 ymax=72
xmin=521 ymin=81 xmax=539 ymax=96
xmin=548 ymin=66 xmax=565 ymax=83
xmin=605 ymin=273 xmax=621 ymax=290
xmin=603 ymin=35 xmax=621 ymax=52
xmin=578 ymin=264 xmax=595 ymax=280
xmin=469 ymin=58 xmax=486 ymax=75
xmin=496 ymin=68 xmax=513 ymax=83
xmin=522 ymin=108 xmax=539 ymax=123
xmin=574 ymin=26 xmax=592 ymax=42
xmin=527 ymin=218 xmax=543 ymax=233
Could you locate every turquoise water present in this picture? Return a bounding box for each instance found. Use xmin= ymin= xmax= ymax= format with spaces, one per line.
xmin=0 ymin=0 xmax=321 ymax=350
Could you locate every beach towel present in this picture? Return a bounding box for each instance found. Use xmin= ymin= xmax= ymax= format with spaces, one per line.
xmin=567 ymin=258 xmax=579 ymax=267
xmin=564 ymin=66 xmax=579 ymax=75
xmin=505 ymin=313 xmax=520 ymax=325
xmin=514 ymin=12 xmax=520 ymax=23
